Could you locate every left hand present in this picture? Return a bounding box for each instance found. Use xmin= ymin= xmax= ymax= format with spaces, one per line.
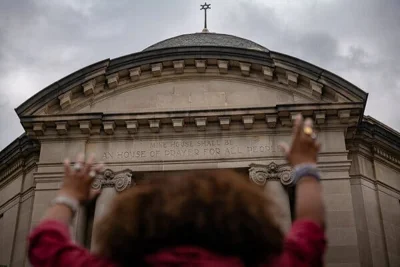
xmin=59 ymin=154 xmax=103 ymax=204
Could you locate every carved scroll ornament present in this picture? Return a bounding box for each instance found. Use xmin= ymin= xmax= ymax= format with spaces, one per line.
xmin=249 ymin=162 xmax=294 ymax=186
xmin=92 ymin=169 xmax=133 ymax=192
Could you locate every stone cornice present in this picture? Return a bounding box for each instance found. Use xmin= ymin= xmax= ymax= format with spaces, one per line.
xmin=19 ymin=102 xmax=364 ymax=138
xmin=15 ymin=46 xmax=367 ymax=118
xmin=346 ymin=116 xmax=400 ymax=167
xmin=16 ymin=59 xmax=109 ymax=116
xmin=0 ymin=134 xmax=40 ymax=184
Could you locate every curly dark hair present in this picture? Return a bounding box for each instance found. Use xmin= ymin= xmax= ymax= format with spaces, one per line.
xmin=94 ymin=169 xmax=283 ymax=266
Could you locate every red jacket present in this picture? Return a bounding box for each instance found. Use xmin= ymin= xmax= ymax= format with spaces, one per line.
xmin=28 ymin=219 xmax=325 ymax=266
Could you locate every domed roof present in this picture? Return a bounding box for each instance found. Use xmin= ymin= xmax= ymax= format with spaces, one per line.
xmin=143 ymin=32 xmax=269 ymax=52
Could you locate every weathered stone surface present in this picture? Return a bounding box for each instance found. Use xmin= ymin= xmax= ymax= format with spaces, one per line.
xmin=172 ymin=118 xmax=184 ymax=132
xmin=173 ymin=60 xmax=185 ymax=74
xmin=195 ymin=60 xmax=207 ymax=72
xmin=79 ymin=120 xmax=91 ymax=134
xmin=83 ymin=79 xmax=96 ymax=96
xmin=262 ymin=66 xmax=274 ymax=80
xmin=151 ymin=63 xmax=163 ymax=76
xmin=103 ymin=121 xmax=115 ymax=135
xmin=217 ymin=60 xmax=229 ymax=74
xmin=106 ymin=73 xmax=119 ymax=89
xmin=219 ymin=117 xmax=231 ymax=130
xmin=58 ymin=91 xmax=72 ymax=109
xmin=129 ymin=67 xmax=141 ymax=81
xmin=126 ymin=120 xmax=138 ymax=134
xmin=55 ymin=122 xmax=69 ymax=135
xmin=242 ymin=115 xmax=254 ymax=129
xmin=239 ymin=62 xmax=251 ymax=76
xmin=33 ymin=123 xmax=46 ymax=136
xmin=149 ymin=120 xmax=160 ymax=133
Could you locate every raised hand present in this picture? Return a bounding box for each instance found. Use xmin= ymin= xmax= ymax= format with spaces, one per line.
xmin=60 ymin=154 xmax=103 ymax=203
xmin=279 ymin=114 xmax=321 ymax=167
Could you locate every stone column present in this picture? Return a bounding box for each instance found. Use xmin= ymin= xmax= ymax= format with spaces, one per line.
xmin=90 ymin=169 xmax=133 ymax=251
xmin=249 ymin=162 xmax=294 ymax=233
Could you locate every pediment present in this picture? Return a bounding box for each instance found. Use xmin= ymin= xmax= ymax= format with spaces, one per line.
xmin=33 ymin=75 xmax=357 ymax=116
xmin=16 ymin=47 xmax=367 ymax=119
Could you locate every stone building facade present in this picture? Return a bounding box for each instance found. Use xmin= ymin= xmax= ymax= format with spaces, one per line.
xmin=0 ymin=32 xmax=399 ymax=267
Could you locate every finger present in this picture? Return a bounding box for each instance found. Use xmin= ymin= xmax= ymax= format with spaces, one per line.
xmin=89 ymin=189 xmax=101 ymax=201
xmin=94 ymin=163 xmax=105 ymax=173
xmin=83 ymin=154 xmax=95 ymax=175
xmin=75 ymin=153 xmax=85 ymax=173
xmin=301 ymin=117 xmax=315 ymax=142
xmin=278 ymin=142 xmax=290 ymax=156
xmin=303 ymin=117 xmax=314 ymax=128
xmin=292 ymin=113 xmax=303 ymax=139
xmin=64 ymin=159 xmax=71 ymax=177
xmin=315 ymin=142 xmax=322 ymax=152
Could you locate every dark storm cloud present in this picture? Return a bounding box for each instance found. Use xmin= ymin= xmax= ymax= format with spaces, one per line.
xmin=0 ymin=0 xmax=399 ymax=149
xmin=0 ymin=0 xmax=195 ymax=149
xmin=217 ymin=0 xmax=400 ymax=130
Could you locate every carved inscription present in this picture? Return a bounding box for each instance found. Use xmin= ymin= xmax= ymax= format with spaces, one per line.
xmin=93 ymin=136 xmax=286 ymax=162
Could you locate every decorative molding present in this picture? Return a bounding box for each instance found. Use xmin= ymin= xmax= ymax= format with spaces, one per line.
xmin=219 ymin=117 xmax=231 ymax=130
xmin=262 ymin=66 xmax=274 ymax=81
xmin=242 ymin=115 xmax=254 ymax=129
xmin=265 ymin=115 xmax=277 ymax=128
xmin=314 ymin=111 xmax=326 ymax=125
xmin=82 ymin=79 xmax=96 ymax=96
xmin=126 ymin=120 xmax=138 ymax=134
xmin=195 ymin=117 xmax=207 ymax=131
xmin=92 ymin=169 xmax=133 ymax=192
xmin=280 ymin=113 xmax=297 ymax=127
xmin=286 ymin=71 xmax=298 ymax=87
xmin=129 ymin=67 xmax=141 ymax=82
xmin=58 ymin=91 xmax=72 ymax=110
xmin=217 ymin=60 xmax=229 ymax=74
xmin=149 ymin=120 xmax=160 ymax=133
xmin=195 ymin=60 xmax=207 ymax=73
xmin=151 ymin=63 xmax=163 ymax=77
xmin=106 ymin=73 xmax=119 ymax=89
xmin=79 ymin=120 xmax=92 ymax=134
xmin=374 ymin=147 xmax=400 ymax=165
xmin=338 ymin=110 xmax=351 ymax=123
xmin=173 ymin=60 xmax=185 ymax=74
xmin=310 ymin=80 xmax=323 ymax=98
xmin=0 ymin=159 xmax=24 ymax=184
xmin=239 ymin=62 xmax=251 ymax=76
xmin=16 ymin=48 xmax=368 ymax=120
xmin=103 ymin=121 xmax=115 ymax=135
xmin=55 ymin=122 xmax=69 ymax=135
xmin=20 ymin=103 xmax=365 ymax=137
xmin=172 ymin=118 xmax=184 ymax=132
xmin=33 ymin=123 xmax=46 ymax=136
xmin=249 ymin=162 xmax=294 ymax=186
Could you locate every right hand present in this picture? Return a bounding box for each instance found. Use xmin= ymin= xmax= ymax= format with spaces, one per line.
xmin=279 ymin=114 xmax=321 ymax=167
xmin=60 ymin=154 xmax=103 ymax=204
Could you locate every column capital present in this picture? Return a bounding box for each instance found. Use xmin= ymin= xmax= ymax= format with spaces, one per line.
xmin=92 ymin=169 xmax=133 ymax=192
xmin=249 ymin=162 xmax=294 ymax=186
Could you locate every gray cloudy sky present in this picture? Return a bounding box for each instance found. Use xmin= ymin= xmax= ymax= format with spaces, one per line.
xmin=0 ymin=0 xmax=399 ymax=150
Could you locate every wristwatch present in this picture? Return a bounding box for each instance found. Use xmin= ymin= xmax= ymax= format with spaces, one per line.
xmin=292 ymin=163 xmax=321 ymax=184
xmin=50 ymin=196 xmax=79 ymax=217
